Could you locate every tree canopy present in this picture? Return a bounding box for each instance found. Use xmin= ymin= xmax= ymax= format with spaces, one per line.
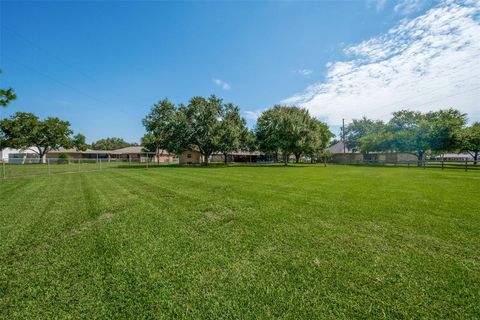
xmin=0 ymin=112 xmax=86 ymax=162
xmin=91 ymin=137 xmax=137 ymax=150
xmin=346 ymin=108 xmax=468 ymax=161
xmin=0 ymin=70 xmax=16 ymax=107
xmin=459 ymin=122 xmax=480 ymax=164
xmin=216 ymin=103 xmax=248 ymax=164
xmin=142 ymin=95 xmax=249 ymax=164
xmin=255 ymin=105 xmax=332 ymax=165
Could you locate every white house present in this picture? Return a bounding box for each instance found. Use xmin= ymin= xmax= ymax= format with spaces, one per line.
xmin=0 ymin=148 xmax=40 ymax=163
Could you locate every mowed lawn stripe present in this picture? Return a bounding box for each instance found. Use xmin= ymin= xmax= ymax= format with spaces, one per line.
xmin=0 ymin=166 xmax=479 ymax=318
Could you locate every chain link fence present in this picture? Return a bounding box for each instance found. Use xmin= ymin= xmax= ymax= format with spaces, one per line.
xmin=1 ymin=154 xmax=178 ymax=179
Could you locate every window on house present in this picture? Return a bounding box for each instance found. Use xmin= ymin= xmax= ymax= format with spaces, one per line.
xmin=187 ymin=154 xmax=192 ymax=158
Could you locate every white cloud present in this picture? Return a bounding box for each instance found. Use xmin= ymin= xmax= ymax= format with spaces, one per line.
xmin=283 ymin=1 xmax=480 ymax=126
xmin=394 ymin=0 xmax=428 ymax=15
xmin=368 ymin=0 xmax=387 ymax=11
xmin=296 ymin=69 xmax=313 ymax=76
xmin=244 ymin=110 xmax=264 ymax=122
xmin=212 ymin=78 xmax=231 ymax=90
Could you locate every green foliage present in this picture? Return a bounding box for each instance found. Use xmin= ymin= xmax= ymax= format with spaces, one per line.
xmin=386 ymin=109 xmax=466 ymax=159
xmin=57 ymin=153 xmax=70 ymax=164
xmin=345 ymin=117 xmax=385 ymax=154
xmin=142 ymin=99 xmax=178 ymax=153
xmin=255 ymin=105 xmax=332 ymax=164
xmin=216 ymin=103 xmax=247 ymax=163
xmin=143 ymin=95 xmax=250 ymax=164
xmin=0 ymin=112 xmax=83 ymax=162
xmin=91 ymin=137 xmax=136 ymax=150
xmin=0 ymin=70 xmax=16 ymax=107
xmin=347 ymin=108 xmax=468 ymax=161
xmin=73 ymin=134 xmax=88 ymax=151
xmin=459 ymin=122 xmax=480 ymax=163
xmin=184 ymin=96 xmax=224 ymax=164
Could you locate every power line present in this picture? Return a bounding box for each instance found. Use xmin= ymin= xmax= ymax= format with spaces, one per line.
xmin=2 ymin=54 xmax=138 ymax=117
xmin=1 ymin=25 xmax=98 ymax=83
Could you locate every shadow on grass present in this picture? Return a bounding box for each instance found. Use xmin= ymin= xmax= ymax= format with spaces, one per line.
xmin=114 ymin=163 xmax=318 ymax=170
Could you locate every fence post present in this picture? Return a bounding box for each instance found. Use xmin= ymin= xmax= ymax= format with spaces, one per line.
xmin=78 ymin=159 xmax=81 ymax=172
xmin=465 ymin=159 xmax=468 ymax=172
xmin=2 ymin=162 xmax=5 ymax=179
xmin=48 ymin=159 xmax=51 ymax=176
xmin=441 ymin=160 xmax=444 ymax=170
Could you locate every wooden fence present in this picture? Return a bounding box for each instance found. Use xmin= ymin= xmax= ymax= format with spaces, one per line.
xmin=337 ymin=159 xmax=479 ymax=171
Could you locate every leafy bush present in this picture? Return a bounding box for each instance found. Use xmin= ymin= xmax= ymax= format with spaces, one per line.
xmin=57 ymin=153 xmax=70 ymax=164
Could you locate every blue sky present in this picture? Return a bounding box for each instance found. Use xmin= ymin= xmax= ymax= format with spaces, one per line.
xmin=1 ymin=0 xmax=479 ymax=143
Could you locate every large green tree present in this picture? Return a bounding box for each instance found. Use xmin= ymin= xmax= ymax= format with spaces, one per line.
xmin=216 ymin=103 xmax=247 ymax=165
xmin=304 ymin=119 xmax=333 ymax=163
xmin=91 ymin=137 xmax=137 ymax=150
xmin=424 ymin=109 xmax=467 ymax=153
xmin=0 ymin=70 xmax=16 ymax=107
xmin=142 ymin=95 xmax=248 ymax=164
xmin=255 ymin=105 xmax=315 ymax=165
xmin=184 ymin=95 xmax=223 ymax=164
xmin=142 ymin=99 xmax=177 ymax=153
xmin=459 ymin=122 xmax=480 ymax=165
xmin=387 ymin=109 xmax=466 ymax=161
xmin=345 ymin=117 xmax=385 ymax=159
xmin=0 ymin=112 xmax=86 ymax=162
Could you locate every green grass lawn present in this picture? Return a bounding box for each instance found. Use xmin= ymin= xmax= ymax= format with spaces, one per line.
xmin=0 ymin=165 xmax=479 ymax=319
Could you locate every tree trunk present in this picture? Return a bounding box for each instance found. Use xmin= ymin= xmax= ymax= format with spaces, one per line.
xmin=223 ymin=152 xmax=228 ymax=165
xmin=284 ymin=153 xmax=289 ymax=166
xmin=37 ymin=147 xmax=47 ymax=164
xmin=203 ymin=153 xmax=209 ymax=165
xmin=295 ymin=153 xmax=300 ymax=163
xmin=417 ymin=150 xmax=424 ymax=167
xmin=474 ymin=151 xmax=478 ymax=166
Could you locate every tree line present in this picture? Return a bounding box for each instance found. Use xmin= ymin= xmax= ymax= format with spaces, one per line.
xmin=142 ymin=95 xmax=333 ymax=165
xmin=2 ymin=76 xmax=478 ymax=167
xmin=344 ymin=109 xmax=480 ymax=164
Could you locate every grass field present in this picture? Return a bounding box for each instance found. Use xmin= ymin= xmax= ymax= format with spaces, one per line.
xmin=1 ymin=165 xmax=479 ymax=319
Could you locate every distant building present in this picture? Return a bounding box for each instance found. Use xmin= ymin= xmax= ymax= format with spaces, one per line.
xmin=210 ymin=151 xmax=267 ymax=163
xmin=434 ymin=153 xmax=474 ymax=161
xmin=327 ymin=142 xmax=418 ymax=163
xmin=0 ymin=146 xmax=176 ymax=163
xmin=0 ymin=148 xmax=39 ymax=163
xmin=179 ymin=149 xmax=204 ymax=164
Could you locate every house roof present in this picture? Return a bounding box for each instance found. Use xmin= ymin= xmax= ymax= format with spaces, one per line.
xmin=48 ymin=148 xmax=112 ymax=154
xmin=328 ymin=142 xmax=353 ymax=154
xmin=212 ymin=150 xmax=265 ymax=156
xmin=48 ymin=146 xmax=171 ymax=155
xmin=113 ymin=146 xmax=144 ymax=154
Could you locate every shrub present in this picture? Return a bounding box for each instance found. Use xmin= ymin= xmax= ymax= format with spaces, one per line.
xmin=57 ymin=153 xmax=70 ymax=164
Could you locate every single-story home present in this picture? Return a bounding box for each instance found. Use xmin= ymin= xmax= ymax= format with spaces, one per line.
xmin=327 ymin=142 xmax=418 ymax=163
xmin=0 ymin=148 xmax=39 ymax=163
xmin=210 ymin=151 xmax=267 ymax=163
xmin=433 ymin=153 xmax=474 ymax=161
xmin=1 ymin=146 xmax=176 ymax=163
xmin=178 ymin=149 xmax=269 ymax=164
